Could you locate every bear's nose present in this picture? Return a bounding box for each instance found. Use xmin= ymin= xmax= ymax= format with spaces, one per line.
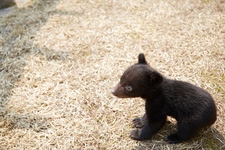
xmin=111 ymin=88 xmax=116 ymax=95
xmin=111 ymin=83 xmax=119 ymax=96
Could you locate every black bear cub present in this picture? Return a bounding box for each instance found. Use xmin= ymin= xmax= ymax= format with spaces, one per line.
xmin=112 ymin=53 xmax=217 ymax=144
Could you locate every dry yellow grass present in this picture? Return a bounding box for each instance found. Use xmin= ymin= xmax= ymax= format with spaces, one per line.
xmin=0 ymin=0 xmax=225 ymax=149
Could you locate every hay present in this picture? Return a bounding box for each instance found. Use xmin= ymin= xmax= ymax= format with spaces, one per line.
xmin=0 ymin=0 xmax=225 ymax=149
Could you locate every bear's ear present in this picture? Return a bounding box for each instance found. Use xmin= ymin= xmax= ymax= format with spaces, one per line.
xmin=138 ymin=53 xmax=147 ymax=64
xmin=148 ymin=71 xmax=163 ymax=86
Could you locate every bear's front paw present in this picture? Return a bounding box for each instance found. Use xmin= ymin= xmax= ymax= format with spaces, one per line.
xmin=132 ymin=117 xmax=145 ymax=128
xmin=130 ymin=129 xmax=141 ymax=140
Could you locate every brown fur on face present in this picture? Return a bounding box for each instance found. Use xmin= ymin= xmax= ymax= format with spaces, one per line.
xmin=111 ymin=83 xmax=128 ymax=98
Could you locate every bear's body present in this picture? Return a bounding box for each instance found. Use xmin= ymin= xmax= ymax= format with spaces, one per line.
xmin=112 ymin=53 xmax=217 ymax=144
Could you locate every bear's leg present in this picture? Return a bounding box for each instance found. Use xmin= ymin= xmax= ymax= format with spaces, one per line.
xmin=166 ymin=122 xmax=197 ymax=144
xmin=130 ymin=116 xmax=166 ymax=141
xmin=132 ymin=113 xmax=146 ymax=128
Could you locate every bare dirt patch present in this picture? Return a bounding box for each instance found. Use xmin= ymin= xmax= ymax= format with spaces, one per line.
xmin=0 ymin=0 xmax=224 ymax=149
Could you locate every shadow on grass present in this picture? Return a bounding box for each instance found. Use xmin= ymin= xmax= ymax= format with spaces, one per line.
xmin=0 ymin=0 xmax=70 ymax=132
xmin=0 ymin=112 xmax=50 ymax=134
xmin=133 ymin=121 xmax=225 ymax=150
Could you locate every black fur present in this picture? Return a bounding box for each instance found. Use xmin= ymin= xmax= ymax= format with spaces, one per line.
xmin=112 ymin=53 xmax=217 ymax=144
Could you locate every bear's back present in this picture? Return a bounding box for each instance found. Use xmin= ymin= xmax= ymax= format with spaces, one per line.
xmin=160 ymin=79 xmax=216 ymax=121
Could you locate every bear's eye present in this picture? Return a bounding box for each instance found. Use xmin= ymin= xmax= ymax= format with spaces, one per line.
xmin=125 ymin=85 xmax=132 ymax=92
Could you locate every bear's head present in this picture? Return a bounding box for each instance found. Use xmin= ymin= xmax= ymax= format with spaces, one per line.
xmin=112 ymin=53 xmax=163 ymax=99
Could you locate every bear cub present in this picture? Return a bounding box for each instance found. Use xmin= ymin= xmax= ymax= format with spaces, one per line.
xmin=112 ymin=53 xmax=217 ymax=144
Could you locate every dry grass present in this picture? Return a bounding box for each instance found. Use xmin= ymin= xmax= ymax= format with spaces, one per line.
xmin=0 ymin=0 xmax=225 ymax=149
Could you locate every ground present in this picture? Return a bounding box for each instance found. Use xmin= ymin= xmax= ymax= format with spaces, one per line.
xmin=0 ymin=0 xmax=225 ymax=149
